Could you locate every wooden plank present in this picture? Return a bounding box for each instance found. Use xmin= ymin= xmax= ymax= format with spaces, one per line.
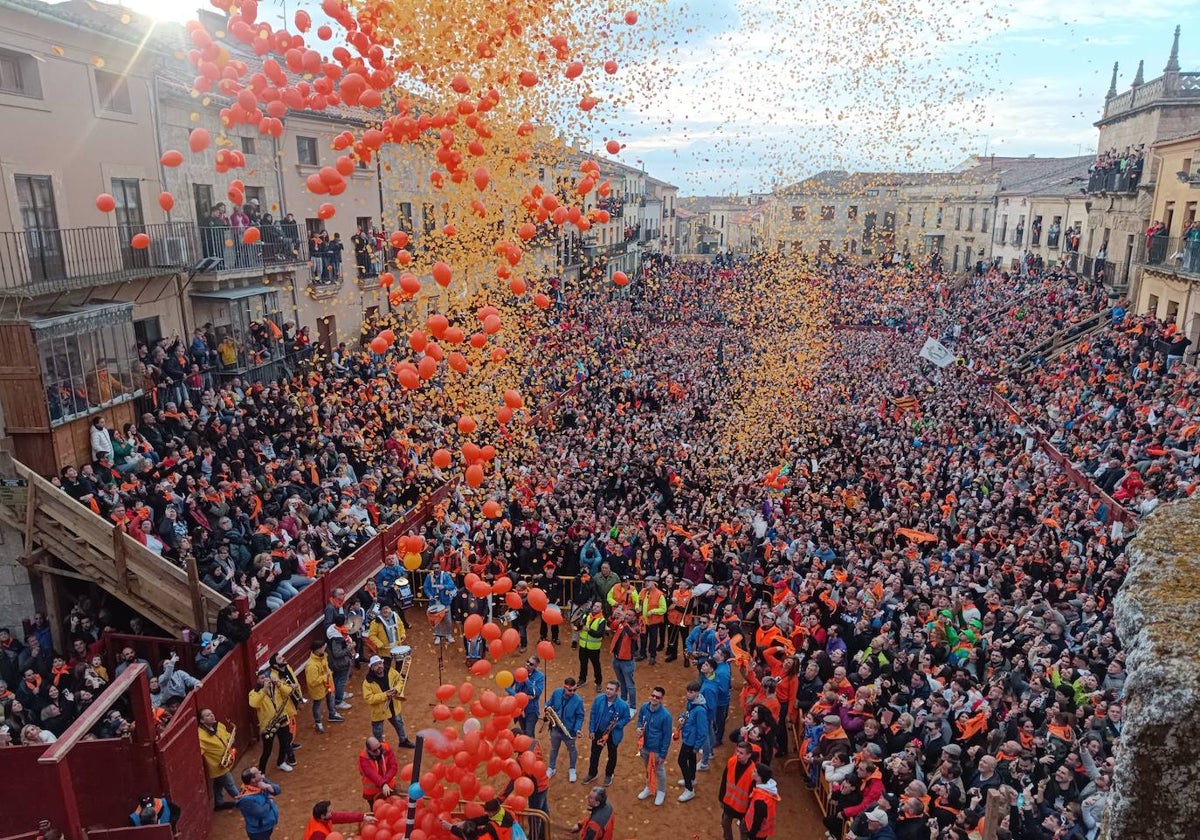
xmin=185 ymin=553 xmax=206 ymax=633
xmin=31 ymin=563 xmax=99 ymax=584
xmin=111 ymin=527 xmax=130 ymax=592
xmin=981 ymin=789 xmax=1006 ymax=840
xmin=40 ymin=565 xmax=64 ymax=659
xmin=23 ymin=480 xmax=37 ymax=555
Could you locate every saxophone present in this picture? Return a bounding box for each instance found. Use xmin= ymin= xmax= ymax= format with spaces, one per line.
xmin=220 ymin=723 xmax=238 ymax=769
xmin=260 ymin=686 xmax=291 ymax=738
xmin=542 ymin=705 xmax=573 ymax=739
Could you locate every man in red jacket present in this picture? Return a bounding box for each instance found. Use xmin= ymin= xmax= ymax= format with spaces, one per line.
xmin=357 ymin=737 xmax=397 ymax=805
xmin=302 ymin=800 xmax=375 ymax=840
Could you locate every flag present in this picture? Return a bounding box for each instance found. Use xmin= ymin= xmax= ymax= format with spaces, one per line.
xmin=896 ymin=527 xmax=937 ymax=543
xmin=919 ymin=337 xmax=955 ymax=368
xmin=892 ymin=395 xmax=920 ymax=412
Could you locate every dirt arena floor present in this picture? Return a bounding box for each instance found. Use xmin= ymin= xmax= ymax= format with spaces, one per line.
xmin=209 ymin=617 xmax=826 ymax=840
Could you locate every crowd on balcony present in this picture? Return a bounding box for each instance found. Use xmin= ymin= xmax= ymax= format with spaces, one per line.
xmin=200 ymin=201 xmax=304 ymax=267
xmin=0 ymin=609 xmax=205 ymax=747
xmin=1086 ymin=147 xmax=1144 ymax=193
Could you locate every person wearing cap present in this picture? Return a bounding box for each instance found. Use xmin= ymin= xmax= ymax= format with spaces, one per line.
xmin=569 ymin=571 xmax=596 ymax=649
xmin=362 ymin=655 xmax=414 ymax=747
xmin=195 ymin=632 xmax=223 ymax=676
xmin=862 ymin=808 xmax=896 ymax=840
xmin=808 ymin=714 xmax=850 ymax=786
xmin=366 ymin=604 xmax=405 ymax=659
xmin=304 ymin=639 xmax=344 ymax=733
xmin=743 ymin=762 xmax=779 ymax=839
xmin=546 ymin=677 xmax=586 ymax=782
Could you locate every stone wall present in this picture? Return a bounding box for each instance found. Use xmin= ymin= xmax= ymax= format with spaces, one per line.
xmin=0 ymin=524 xmax=37 ymax=637
xmin=1103 ymin=495 xmax=1200 ymax=840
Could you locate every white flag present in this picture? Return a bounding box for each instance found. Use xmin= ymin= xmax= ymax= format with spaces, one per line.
xmin=919 ymin=337 xmax=955 ymax=368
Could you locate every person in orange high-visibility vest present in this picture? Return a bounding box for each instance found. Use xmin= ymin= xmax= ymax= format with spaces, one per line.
xmin=357 ymin=737 xmax=397 ymax=804
xmin=718 ymin=741 xmax=756 ymax=840
xmin=638 ymin=577 xmax=668 ymax=664
xmin=302 ymin=800 xmax=373 ymax=840
xmin=744 ymin=763 xmax=779 ymax=839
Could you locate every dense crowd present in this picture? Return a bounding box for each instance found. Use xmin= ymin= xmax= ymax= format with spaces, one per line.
xmin=14 ymin=249 xmax=1200 ymax=840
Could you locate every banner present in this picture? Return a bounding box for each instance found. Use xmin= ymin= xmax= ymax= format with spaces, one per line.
xmin=919 ymin=337 xmax=955 ymax=368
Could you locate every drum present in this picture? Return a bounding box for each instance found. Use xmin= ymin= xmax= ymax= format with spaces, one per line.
xmin=426 ymin=603 xmax=449 ymax=628
xmin=390 ymin=645 xmax=413 ymax=661
xmin=342 ymin=614 xmax=364 ymax=635
xmin=393 ymin=576 xmax=415 ymax=609
xmin=692 ymin=583 xmax=714 ymax=598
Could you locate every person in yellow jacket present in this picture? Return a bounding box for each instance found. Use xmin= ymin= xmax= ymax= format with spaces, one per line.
xmin=362 ymin=656 xmax=415 ymax=747
xmin=305 ymin=639 xmax=345 ymax=733
xmin=639 ymin=577 xmax=669 ymax=664
xmin=366 ymin=605 xmax=405 ymax=657
xmin=197 ymin=707 xmax=240 ymax=810
xmin=249 ymin=669 xmax=297 ymax=773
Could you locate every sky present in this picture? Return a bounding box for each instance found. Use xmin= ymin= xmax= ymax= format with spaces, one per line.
xmin=70 ymin=0 xmax=1200 ymax=195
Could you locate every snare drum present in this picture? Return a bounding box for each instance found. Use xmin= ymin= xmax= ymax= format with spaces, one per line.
xmin=426 ymin=603 xmax=449 ymax=628
xmin=393 ymin=576 xmax=415 ymax=609
xmin=390 ymin=645 xmax=413 ymax=661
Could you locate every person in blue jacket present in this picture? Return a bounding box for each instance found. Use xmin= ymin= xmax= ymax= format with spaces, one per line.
xmin=635 ymin=685 xmax=673 ymax=806
xmin=236 ymin=767 xmax=282 ymax=840
xmin=129 ymin=795 xmax=180 ymax=831
xmin=545 ymin=677 xmax=586 ymax=781
xmin=583 ymin=680 xmax=631 ymax=786
xmin=698 ymin=659 xmax=722 ymax=768
xmin=678 ymin=681 xmax=710 ymax=802
xmin=711 ymin=650 xmax=733 ymax=751
xmin=685 ymin=614 xmax=717 ymax=671
xmin=507 ymin=654 xmax=545 ymax=736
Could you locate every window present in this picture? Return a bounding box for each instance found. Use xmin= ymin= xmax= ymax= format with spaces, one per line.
xmin=953 ymin=245 xmax=960 ymax=271
xmin=821 ymin=206 xmax=835 ymax=221
xmin=1031 ymin=215 xmax=1043 ymax=246
xmin=865 ymin=189 xmax=879 ymax=197
xmin=423 ymin=203 xmax=437 ymax=235
xmin=954 ymin=208 xmax=962 ymax=230
xmin=998 ymin=214 xmax=1008 ymax=245
xmin=243 ymin=186 xmax=265 ymax=212
xmin=241 ymin=136 xmax=256 ymax=155
xmin=1147 ymin=294 xmax=1159 ymax=316
xmin=790 ymin=241 xmax=802 ymax=254
xmin=297 ymin=136 xmax=319 ymax=166
xmin=35 ymin=303 xmax=140 ymax=426
xmin=397 ymin=202 xmax=414 ymax=232
xmin=111 ymin=179 xmax=145 ymax=268
xmin=134 ymin=316 xmax=162 ymax=348
xmin=905 ymin=208 xmax=912 ymax=225
xmin=94 ymin=69 xmax=132 ymax=114
xmin=981 ymin=208 xmax=989 ymax=233
xmin=847 ymin=206 xmax=858 ymax=221
xmin=0 ymin=49 xmax=41 ymax=98
xmin=791 ymin=205 xmax=806 ymax=221
xmin=935 ymin=207 xmax=943 ymax=227
xmin=191 ymin=289 xmax=283 ymax=371
xmin=356 ymin=216 xmax=373 ymax=234
xmin=1166 ymin=300 xmax=1180 ymax=323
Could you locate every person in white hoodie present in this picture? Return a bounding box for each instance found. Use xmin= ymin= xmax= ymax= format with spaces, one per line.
xmin=743 ymin=762 xmax=780 ymax=839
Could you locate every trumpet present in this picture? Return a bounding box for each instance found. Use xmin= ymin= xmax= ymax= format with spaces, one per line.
xmin=541 ymin=705 xmax=573 ymax=740
xmin=220 ymin=723 xmax=238 ymax=769
xmin=595 ymin=716 xmax=618 ymax=747
xmin=672 ymin=710 xmax=687 ymax=742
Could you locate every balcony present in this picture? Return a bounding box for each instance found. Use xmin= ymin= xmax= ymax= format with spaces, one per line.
xmin=194 ymin=225 xmax=309 ymax=285
xmin=1086 ymin=166 xmax=1143 ymax=195
xmin=0 ymin=222 xmax=199 ymax=298
xmin=1144 ymin=235 xmax=1200 ymax=276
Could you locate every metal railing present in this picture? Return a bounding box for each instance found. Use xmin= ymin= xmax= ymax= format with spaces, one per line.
xmin=1086 ymin=166 xmax=1143 ymax=194
xmin=0 ymin=222 xmax=198 ymax=296
xmin=1146 ymin=233 xmax=1200 ymax=274
xmin=196 ymin=225 xmax=308 ymax=274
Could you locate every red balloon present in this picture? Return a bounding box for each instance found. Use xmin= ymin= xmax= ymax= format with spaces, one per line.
xmin=537 ymin=639 xmax=556 ymax=661
xmin=465 ymin=464 xmax=484 ymax=487
xmin=432 ymin=448 xmax=452 ymax=468
xmin=130 ymin=233 xmax=150 ymax=250
xmin=459 ymin=682 xmax=475 ymax=704
xmin=513 ymin=667 xmax=528 ymax=684
xmin=95 ymin=193 xmax=116 ymax=213
xmin=489 ymin=638 xmax=504 ymax=661
xmin=470 ymin=659 xmax=493 ymax=676
xmin=501 ymin=628 xmax=520 ymax=654
xmin=464 ymin=614 xmax=484 ymax=639
xmin=432 ymin=703 xmax=451 ymax=721
xmin=541 ymin=605 xmax=564 ymax=626
xmin=492 ymin=577 xmax=513 ymax=595
xmin=158 ymin=192 xmax=175 ymax=212
xmin=528 ymin=588 xmax=549 ymax=611
xmin=436 ymin=684 xmax=457 ymax=702
xmin=471 ymin=580 xmax=492 ymax=598
xmin=513 ymin=777 xmax=534 ymax=797
xmin=505 ymin=591 xmax=523 ymax=610
xmin=482 ymin=622 xmax=502 ymax=642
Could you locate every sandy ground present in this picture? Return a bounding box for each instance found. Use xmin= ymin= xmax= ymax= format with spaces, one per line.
xmin=209 ymin=618 xmax=826 ymax=840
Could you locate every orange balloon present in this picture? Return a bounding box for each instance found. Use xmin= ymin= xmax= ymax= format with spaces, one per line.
xmin=482 ymin=500 xmax=502 ymax=518
xmin=130 ymin=233 xmax=150 ymax=250
xmin=528 ymin=588 xmax=548 ymax=611
xmin=158 ymin=192 xmax=175 ymax=212
xmin=537 ymin=639 xmax=556 ymax=661
xmin=459 ymin=682 xmax=475 ymax=704
xmin=473 ymin=167 xmax=490 ymax=191
xmin=625 ymin=10 xmax=639 ymax=23
xmin=243 ymin=226 xmax=261 ymax=245
xmin=370 ymin=336 xmax=389 ymax=354
xmin=501 ymin=628 xmax=520 ymax=654
xmin=448 ymin=352 xmax=468 ymax=374
xmin=492 ymin=576 xmax=513 ymax=595
xmin=541 ymin=605 xmax=564 ymax=626
xmin=497 ymin=406 xmax=513 ymax=424
xmin=613 ymin=271 xmax=629 ymax=286
xmin=189 ymin=127 xmax=211 ymax=153
xmin=458 ymin=415 xmax=477 ymax=434
xmin=399 ymin=273 xmax=421 ymax=295
xmin=533 ymin=293 xmax=551 ymax=309
xmin=432 ymin=704 xmax=451 ymax=721
xmin=489 ymin=638 xmax=504 ymax=661
xmin=418 ymin=355 xmax=438 ymax=380
xmin=432 ymin=261 xmax=452 ymax=287
xmin=436 ymin=684 xmax=457 ymax=702
xmin=465 ymin=464 xmax=484 ymax=487
xmin=427 ymin=314 xmax=449 ymax=338
xmin=397 ymin=366 xmax=420 ymax=389
xmin=483 ymin=315 xmax=503 ymax=335
xmin=505 ymin=591 xmax=523 ymax=610
xmin=95 ymin=193 xmax=116 ymax=213
xmin=432 ymin=448 xmax=452 ymax=468
xmin=160 ymin=150 xmax=184 ymax=167
xmin=482 ymin=622 xmax=502 ymax=642
xmin=509 ymin=278 xmax=527 ymax=296
xmin=606 ymin=139 xmax=620 ymax=155
xmin=470 ymin=659 xmax=492 ymax=676
xmin=464 ymin=614 xmax=484 ymax=639
xmin=503 ymin=390 xmax=523 ymax=409
xmin=317 ymin=203 xmax=335 ymax=220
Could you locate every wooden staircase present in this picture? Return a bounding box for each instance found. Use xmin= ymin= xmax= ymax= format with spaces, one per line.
xmin=0 ymin=454 xmax=228 ymax=636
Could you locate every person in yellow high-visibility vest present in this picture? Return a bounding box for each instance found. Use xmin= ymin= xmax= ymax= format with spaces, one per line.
xmin=577 ymin=602 xmax=607 ymax=690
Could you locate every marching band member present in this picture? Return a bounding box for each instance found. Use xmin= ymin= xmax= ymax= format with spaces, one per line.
xmin=304 ymin=639 xmax=344 ymax=733
xmin=423 ymin=566 xmax=457 ymax=644
xmin=362 ymin=656 xmax=415 ymax=748
xmin=248 ymin=668 xmax=295 ymax=773
xmin=635 ymin=686 xmax=672 ymax=806
xmin=366 ymin=604 xmax=405 ymax=657
xmin=197 ymin=707 xmax=240 ymax=810
xmin=665 ymin=578 xmax=694 ymax=663
xmin=583 ymin=680 xmax=631 ymax=787
xmin=545 ymin=677 xmax=586 ymax=782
